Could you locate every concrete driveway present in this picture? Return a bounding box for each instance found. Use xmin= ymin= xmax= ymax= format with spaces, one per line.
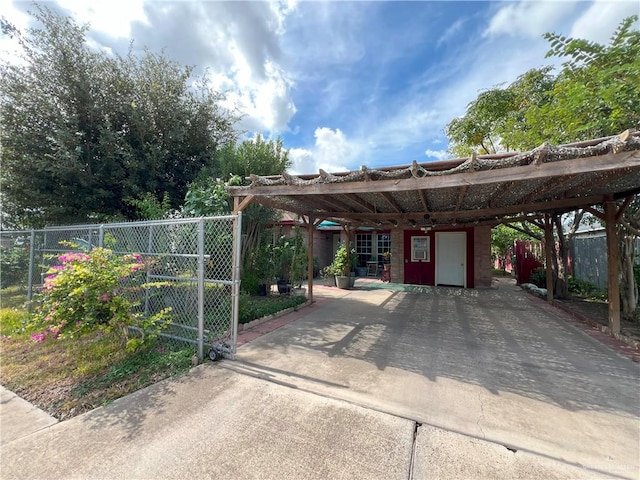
xmin=230 ymin=279 xmax=640 ymax=479
xmin=2 ymin=279 xmax=638 ymax=479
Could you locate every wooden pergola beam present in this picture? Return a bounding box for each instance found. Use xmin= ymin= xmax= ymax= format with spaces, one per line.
xmin=562 ymin=169 xmax=630 ymax=199
xmin=290 ymin=192 xmax=619 ymax=223
xmin=381 ymin=192 xmax=404 ymax=213
xmin=604 ymin=201 xmax=621 ymax=334
xmin=231 ymin=150 xmax=640 ymax=197
xmin=455 ymin=185 xmax=469 ymax=211
xmin=544 ymin=214 xmax=554 ymax=303
xmin=343 ymin=193 xmax=377 ymax=213
xmin=290 ymin=195 xmax=337 ymax=211
xmin=519 ymin=178 xmax=566 ymax=205
xmin=293 ymin=194 xmax=356 ymax=213
xmin=418 ymin=189 xmax=430 ymax=213
xmin=305 ymin=215 xmax=315 ymax=303
xmin=233 ymin=195 xmax=255 ymax=213
xmin=489 ymin=181 xmax=515 ymax=208
xmin=615 ymin=195 xmax=635 ymax=221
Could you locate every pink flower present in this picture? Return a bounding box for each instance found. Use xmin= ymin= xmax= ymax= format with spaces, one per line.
xmin=30 ymin=332 xmax=47 ymax=343
xmin=47 ymin=326 xmax=61 ymax=339
xmin=100 ymin=293 xmax=110 ymax=302
xmin=59 ymin=252 xmax=90 ymax=264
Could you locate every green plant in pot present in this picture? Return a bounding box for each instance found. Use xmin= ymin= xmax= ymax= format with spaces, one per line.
xmin=332 ymin=242 xmax=352 ymax=289
xmin=288 ymin=227 xmax=308 ymax=294
xmin=321 ymin=265 xmax=337 ymax=287
xmin=274 ymin=235 xmax=293 ymax=294
xmin=253 ymin=243 xmax=277 ymax=296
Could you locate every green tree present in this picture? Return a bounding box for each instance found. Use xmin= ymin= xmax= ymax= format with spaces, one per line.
xmin=491 ymin=223 xmax=539 ymax=272
xmin=531 ymin=15 xmax=640 ymax=142
xmin=445 ymin=16 xmax=639 ymax=311
xmin=445 ymin=68 xmax=556 ymax=157
xmin=0 ymin=6 xmax=236 ymax=227
xmin=538 ymin=15 xmax=639 ymax=315
xmin=183 ymin=136 xmax=291 ymax=278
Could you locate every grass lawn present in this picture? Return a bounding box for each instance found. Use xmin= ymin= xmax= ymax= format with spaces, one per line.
xmin=0 ymin=288 xmax=306 ymax=420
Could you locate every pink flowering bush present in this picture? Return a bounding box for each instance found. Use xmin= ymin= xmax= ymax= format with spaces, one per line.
xmin=33 ymin=247 xmax=171 ymax=351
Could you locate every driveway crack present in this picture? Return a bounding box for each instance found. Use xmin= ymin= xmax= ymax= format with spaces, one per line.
xmin=477 ymin=392 xmax=486 ymax=439
xmin=407 ymin=421 xmax=420 ymax=480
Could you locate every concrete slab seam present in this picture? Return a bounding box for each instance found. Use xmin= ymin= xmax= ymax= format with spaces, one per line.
xmin=407 ymin=421 xmax=420 ymax=480
xmin=216 ymin=360 xmax=621 ymax=479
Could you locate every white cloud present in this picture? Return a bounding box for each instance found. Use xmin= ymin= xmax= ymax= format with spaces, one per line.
xmin=223 ymin=60 xmax=297 ymax=133
xmin=127 ymin=1 xmax=298 ymax=134
xmin=288 ymin=127 xmax=355 ymax=175
xmin=0 ymin=4 xmax=30 ymax=65
xmin=569 ymin=0 xmax=639 ymax=44
xmin=484 ymin=1 xmax=578 ymax=38
xmin=14 ymin=0 xmax=299 ymax=136
xmin=437 ymin=18 xmax=466 ymax=46
xmin=424 ymin=149 xmax=450 ymax=161
xmin=56 ymin=0 xmax=148 ymax=38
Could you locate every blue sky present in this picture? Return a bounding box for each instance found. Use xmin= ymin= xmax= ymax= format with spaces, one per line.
xmin=2 ymin=1 xmax=638 ymax=174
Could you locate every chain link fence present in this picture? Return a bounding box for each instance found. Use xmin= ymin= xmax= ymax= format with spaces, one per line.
xmin=0 ymin=215 xmax=242 ymax=360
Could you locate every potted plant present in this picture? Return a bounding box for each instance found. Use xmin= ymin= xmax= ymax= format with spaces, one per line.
xmin=321 ymin=266 xmax=336 ymax=287
xmin=289 ymin=227 xmax=308 ymax=296
xmin=274 ymin=235 xmax=293 ymax=294
xmin=253 ymin=243 xmax=277 ymax=296
xmin=332 ymin=242 xmax=352 ymax=289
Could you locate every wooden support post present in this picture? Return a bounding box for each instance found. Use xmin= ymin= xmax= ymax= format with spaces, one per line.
xmin=604 ymin=201 xmax=621 ymax=334
xmin=307 ymin=215 xmax=314 ymax=303
xmin=233 ymin=195 xmax=255 ymax=213
xmin=544 ymin=214 xmax=554 ymax=302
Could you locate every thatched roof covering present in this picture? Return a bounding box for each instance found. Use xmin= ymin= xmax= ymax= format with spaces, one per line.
xmin=229 ymin=130 xmax=640 ymax=228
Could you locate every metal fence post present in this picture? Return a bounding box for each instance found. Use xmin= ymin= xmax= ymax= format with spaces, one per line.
xmin=98 ymin=224 xmax=104 ymax=248
xmin=197 ymin=218 xmax=205 ymax=361
xmin=144 ymin=225 xmax=153 ymax=317
xmin=27 ymin=229 xmax=36 ymax=310
xmin=231 ymin=212 xmax=242 ymax=354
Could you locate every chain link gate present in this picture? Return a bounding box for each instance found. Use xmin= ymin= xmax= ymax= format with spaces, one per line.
xmin=0 ymin=215 xmax=242 ymax=361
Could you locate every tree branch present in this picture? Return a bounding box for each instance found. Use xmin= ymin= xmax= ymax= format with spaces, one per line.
xmin=621 ymin=218 xmax=640 ymax=237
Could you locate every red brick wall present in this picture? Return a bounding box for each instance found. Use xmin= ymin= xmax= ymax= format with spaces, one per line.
xmin=474 ymin=226 xmax=492 ymax=288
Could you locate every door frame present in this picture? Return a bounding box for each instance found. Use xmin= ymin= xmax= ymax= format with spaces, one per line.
xmin=435 ymin=231 xmax=467 ymax=288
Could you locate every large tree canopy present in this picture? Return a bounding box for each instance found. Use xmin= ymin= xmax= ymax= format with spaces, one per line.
xmin=446 ymin=16 xmax=640 ymax=313
xmin=0 ymin=6 xmax=237 ymax=227
xmin=445 ymin=15 xmax=639 ymax=155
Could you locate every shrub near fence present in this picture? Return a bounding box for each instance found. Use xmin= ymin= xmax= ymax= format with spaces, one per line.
xmin=0 ymin=215 xmax=242 ymax=360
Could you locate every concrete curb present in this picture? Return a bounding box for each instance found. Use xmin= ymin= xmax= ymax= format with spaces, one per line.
xmin=238 ymin=299 xmax=312 ymax=332
xmin=0 ymin=385 xmax=58 ymax=445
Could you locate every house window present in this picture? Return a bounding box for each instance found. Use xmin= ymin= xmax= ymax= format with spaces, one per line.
xmin=377 ymin=233 xmax=391 ymax=261
xmin=411 ymin=236 xmax=430 ymax=262
xmin=356 ymin=233 xmax=372 ymax=266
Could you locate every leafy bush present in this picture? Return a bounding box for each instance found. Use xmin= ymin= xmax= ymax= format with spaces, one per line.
xmin=0 ymin=246 xmax=29 ymax=288
xmin=32 ymin=247 xmax=171 ymax=351
xmin=239 ymin=294 xmax=306 ymax=324
xmin=568 ymin=276 xmax=599 ymax=297
xmin=528 ymin=267 xmax=546 ymax=287
xmin=241 ymin=269 xmax=260 ymax=295
xmin=331 ymin=242 xmax=354 ymax=276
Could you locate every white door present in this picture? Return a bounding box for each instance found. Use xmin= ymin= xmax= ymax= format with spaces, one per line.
xmin=436 ymin=232 xmax=466 ymax=287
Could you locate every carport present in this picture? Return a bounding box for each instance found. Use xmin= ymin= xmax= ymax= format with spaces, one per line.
xmin=229 ymin=130 xmax=640 ymax=335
